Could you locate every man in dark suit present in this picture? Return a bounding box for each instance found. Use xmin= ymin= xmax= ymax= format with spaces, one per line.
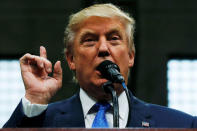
xmin=3 ymin=3 xmax=197 ymax=128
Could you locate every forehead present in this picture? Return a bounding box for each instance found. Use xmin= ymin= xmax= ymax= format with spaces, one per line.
xmin=76 ymin=16 xmax=126 ymax=35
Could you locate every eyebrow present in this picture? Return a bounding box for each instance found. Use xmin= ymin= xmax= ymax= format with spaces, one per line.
xmin=106 ymin=28 xmax=123 ymax=38
xmin=79 ymin=29 xmax=95 ymax=38
xmin=78 ymin=27 xmax=123 ymax=42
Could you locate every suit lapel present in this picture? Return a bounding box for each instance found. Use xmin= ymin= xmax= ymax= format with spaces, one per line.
xmin=126 ymin=91 xmax=155 ymax=127
xmin=54 ymin=93 xmax=85 ymax=127
xmin=53 ymin=90 xmax=155 ymax=128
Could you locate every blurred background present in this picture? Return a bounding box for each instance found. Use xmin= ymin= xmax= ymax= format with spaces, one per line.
xmin=1 ymin=0 xmax=197 ymax=127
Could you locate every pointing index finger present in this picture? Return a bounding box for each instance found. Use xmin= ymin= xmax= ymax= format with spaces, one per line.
xmin=40 ymin=46 xmax=47 ymax=58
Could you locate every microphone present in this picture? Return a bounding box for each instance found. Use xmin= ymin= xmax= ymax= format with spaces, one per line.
xmin=96 ymin=60 xmax=125 ymax=83
xmin=97 ymin=60 xmax=132 ymax=128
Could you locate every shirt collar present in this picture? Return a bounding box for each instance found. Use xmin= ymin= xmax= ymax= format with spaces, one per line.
xmin=79 ymin=88 xmax=129 ymax=121
xmin=80 ymin=88 xmax=96 ymax=119
xmin=118 ymin=90 xmax=129 ymax=121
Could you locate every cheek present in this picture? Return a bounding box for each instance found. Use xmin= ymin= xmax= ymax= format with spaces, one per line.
xmin=74 ymin=47 xmax=98 ymax=69
xmin=78 ymin=48 xmax=97 ymax=60
xmin=113 ymin=46 xmax=129 ymax=61
xmin=112 ymin=47 xmax=130 ymax=71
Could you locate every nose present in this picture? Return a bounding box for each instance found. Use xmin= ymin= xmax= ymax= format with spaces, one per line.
xmin=98 ymin=37 xmax=110 ymax=57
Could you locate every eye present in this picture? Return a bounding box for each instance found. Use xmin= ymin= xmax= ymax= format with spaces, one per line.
xmin=81 ymin=34 xmax=98 ymax=43
xmin=107 ymin=33 xmax=121 ymax=41
xmin=107 ymin=34 xmax=122 ymax=46
xmin=111 ymin=36 xmax=120 ymax=40
xmin=84 ymin=38 xmax=95 ymax=42
xmin=81 ymin=36 xmax=98 ymax=47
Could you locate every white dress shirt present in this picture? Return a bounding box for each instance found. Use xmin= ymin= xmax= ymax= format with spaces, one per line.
xmin=79 ymin=88 xmax=129 ymax=128
xmin=22 ymin=88 xmax=129 ymax=128
xmin=22 ymin=97 xmax=48 ymax=117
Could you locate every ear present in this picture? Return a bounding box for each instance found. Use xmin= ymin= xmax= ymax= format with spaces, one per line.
xmin=65 ymin=51 xmax=76 ymax=71
xmin=128 ymin=51 xmax=135 ymax=68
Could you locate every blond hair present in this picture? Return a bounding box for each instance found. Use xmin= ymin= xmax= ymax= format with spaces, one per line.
xmin=64 ymin=3 xmax=135 ymax=55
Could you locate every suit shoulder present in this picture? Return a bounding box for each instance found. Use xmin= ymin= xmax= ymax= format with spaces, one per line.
xmin=132 ymin=96 xmax=196 ymax=127
xmin=134 ymin=96 xmax=193 ymax=117
xmin=149 ymin=102 xmax=193 ymax=118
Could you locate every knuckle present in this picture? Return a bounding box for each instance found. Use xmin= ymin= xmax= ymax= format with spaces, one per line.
xmin=35 ymin=56 xmax=42 ymax=62
xmin=20 ymin=53 xmax=30 ymax=62
xmin=19 ymin=57 xmax=23 ymax=61
xmin=44 ymin=58 xmax=52 ymax=66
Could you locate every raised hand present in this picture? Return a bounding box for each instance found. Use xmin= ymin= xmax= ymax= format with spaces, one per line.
xmin=20 ymin=46 xmax=62 ymax=104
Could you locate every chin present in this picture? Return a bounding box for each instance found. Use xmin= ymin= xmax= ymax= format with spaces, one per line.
xmin=96 ymin=93 xmax=112 ymax=101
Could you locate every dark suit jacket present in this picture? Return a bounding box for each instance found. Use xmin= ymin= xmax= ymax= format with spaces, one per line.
xmin=3 ymin=91 xmax=197 ymax=128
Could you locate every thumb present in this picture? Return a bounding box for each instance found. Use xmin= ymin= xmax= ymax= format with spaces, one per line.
xmin=53 ymin=61 xmax=62 ymax=87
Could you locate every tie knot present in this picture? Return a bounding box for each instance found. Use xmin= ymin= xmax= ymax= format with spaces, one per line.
xmin=95 ymin=102 xmax=111 ymax=112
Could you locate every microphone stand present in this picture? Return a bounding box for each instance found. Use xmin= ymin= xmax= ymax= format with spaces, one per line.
xmin=102 ymin=81 xmax=119 ymax=128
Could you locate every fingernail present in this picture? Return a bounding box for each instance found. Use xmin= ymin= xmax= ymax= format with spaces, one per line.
xmin=47 ymin=68 xmax=51 ymax=72
xmin=40 ymin=63 xmax=44 ymax=68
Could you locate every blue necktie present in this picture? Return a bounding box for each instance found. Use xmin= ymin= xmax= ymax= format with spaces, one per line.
xmin=92 ymin=102 xmax=110 ymax=128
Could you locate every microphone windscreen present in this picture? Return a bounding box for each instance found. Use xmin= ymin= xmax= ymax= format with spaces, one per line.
xmin=96 ymin=60 xmax=124 ymax=83
xmin=96 ymin=60 xmax=120 ymax=73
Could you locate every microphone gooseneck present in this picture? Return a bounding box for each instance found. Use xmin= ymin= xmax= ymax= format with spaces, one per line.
xmin=102 ymin=81 xmax=119 ymax=128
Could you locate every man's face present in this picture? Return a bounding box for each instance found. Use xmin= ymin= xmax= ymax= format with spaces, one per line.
xmin=67 ymin=16 xmax=134 ymax=100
